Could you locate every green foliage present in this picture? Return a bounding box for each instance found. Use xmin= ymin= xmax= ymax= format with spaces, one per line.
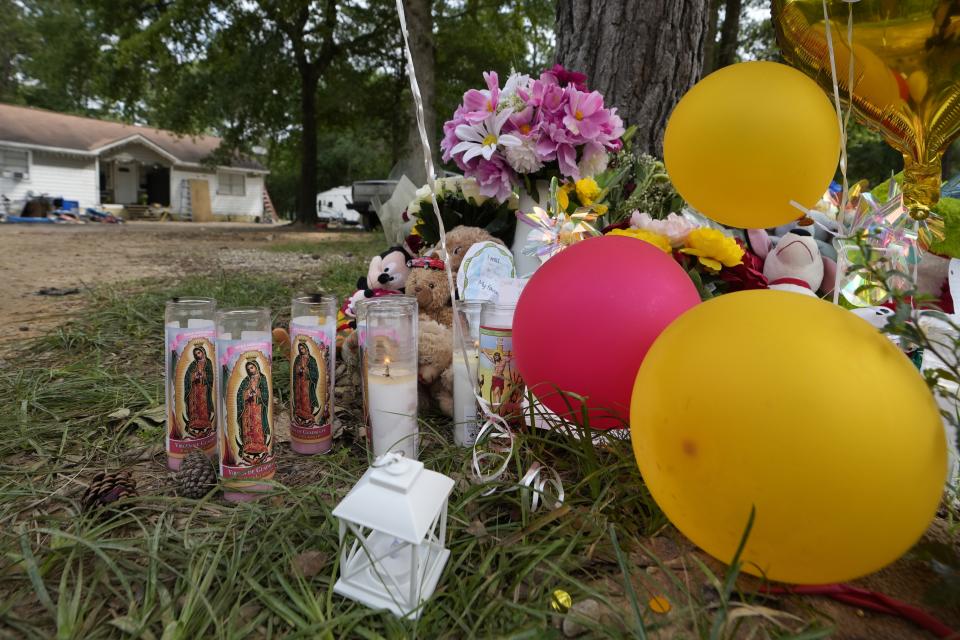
xmin=606 ymin=152 xmax=683 ymax=224
xmin=844 ymin=122 xmax=904 ymax=187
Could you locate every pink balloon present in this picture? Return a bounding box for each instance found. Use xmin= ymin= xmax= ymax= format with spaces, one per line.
xmin=514 ymin=235 xmax=700 ymax=429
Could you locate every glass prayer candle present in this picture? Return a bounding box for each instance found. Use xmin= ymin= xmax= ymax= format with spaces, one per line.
xmin=452 ymin=300 xmax=483 ymax=447
xmin=164 ymin=297 xmax=218 ymax=470
xmin=478 ymin=302 xmax=524 ymax=427
xmin=360 ymin=296 xmax=419 ymax=461
xmin=215 ymin=308 xmax=276 ymax=502
xmin=289 ymin=294 xmax=337 ymax=455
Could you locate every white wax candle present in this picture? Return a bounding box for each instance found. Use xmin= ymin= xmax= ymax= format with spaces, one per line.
xmin=367 ymin=369 xmax=419 ymax=459
xmin=452 ymin=352 xmax=480 ymax=447
xmin=291 ymin=314 xmax=320 ymax=327
xmin=187 ymin=318 xmax=215 ymax=329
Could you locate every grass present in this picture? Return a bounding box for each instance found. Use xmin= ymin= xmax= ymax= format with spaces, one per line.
xmin=0 ymin=235 xmax=835 ymax=639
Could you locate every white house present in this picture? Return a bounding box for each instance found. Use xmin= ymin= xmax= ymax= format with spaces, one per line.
xmin=0 ymin=103 xmax=269 ymax=220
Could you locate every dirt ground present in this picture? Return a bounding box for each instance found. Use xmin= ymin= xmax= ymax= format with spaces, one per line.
xmin=0 ymin=221 xmax=359 ymax=348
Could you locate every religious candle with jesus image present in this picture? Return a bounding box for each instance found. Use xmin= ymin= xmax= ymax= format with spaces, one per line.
xmin=216 ymin=308 xmax=276 ymax=502
xmin=289 ymin=295 xmax=336 ymax=455
xmin=165 ymin=297 xmax=218 ymax=471
xmin=478 ymin=302 xmax=524 ymax=427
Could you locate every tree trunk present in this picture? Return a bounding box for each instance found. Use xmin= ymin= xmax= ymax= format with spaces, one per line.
xmin=556 ymin=0 xmax=710 ymax=155
xmin=400 ymin=0 xmax=435 ymax=186
xmin=701 ymin=0 xmax=722 ymax=75
xmin=716 ymin=0 xmax=742 ymax=68
xmin=297 ymin=65 xmax=319 ymax=225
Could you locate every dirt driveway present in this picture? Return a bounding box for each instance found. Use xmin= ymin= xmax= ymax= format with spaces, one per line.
xmin=0 ymin=221 xmax=363 ymax=347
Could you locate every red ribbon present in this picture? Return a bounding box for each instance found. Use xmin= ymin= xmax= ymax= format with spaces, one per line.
xmin=758 ymin=584 xmax=956 ymax=638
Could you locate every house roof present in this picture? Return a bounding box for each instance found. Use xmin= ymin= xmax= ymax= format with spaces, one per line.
xmin=0 ymin=103 xmax=266 ymax=172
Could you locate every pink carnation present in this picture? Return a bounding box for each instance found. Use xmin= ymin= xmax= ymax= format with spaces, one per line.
xmin=473 ymin=156 xmax=515 ymax=203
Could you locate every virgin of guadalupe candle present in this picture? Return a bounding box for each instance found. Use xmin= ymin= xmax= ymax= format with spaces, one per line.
xmin=165 ymin=297 xmax=218 ymax=470
xmin=452 ymin=300 xmax=483 ymax=446
xmin=216 ymin=308 xmax=276 ymax=502
xmin=478 ymin=302 xmax=524 ymax=426
xmin=360 ymin=297 xmax=419 ymax=460
xmin=289 ymin=294 xmax=337 ymax=455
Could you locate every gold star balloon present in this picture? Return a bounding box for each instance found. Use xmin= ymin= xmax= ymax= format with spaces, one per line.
xmin=772 ymin=0 xmax=960 ymax=248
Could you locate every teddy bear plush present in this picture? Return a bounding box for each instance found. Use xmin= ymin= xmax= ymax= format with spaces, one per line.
xmin=405 ymin=257 xmax=453 ymax=326
xmin=442 ymin=226 xmax=502 ymax=275
xmin=418 ymin=319 xmax=454 ymax=417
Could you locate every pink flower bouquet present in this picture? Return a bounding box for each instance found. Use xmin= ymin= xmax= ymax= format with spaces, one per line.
xmin=440 ymin=65 xmax=625 ymax=203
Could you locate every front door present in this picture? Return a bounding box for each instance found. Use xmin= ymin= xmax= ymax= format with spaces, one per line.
xmin=115 ymin=163 xmax=138 ymax=204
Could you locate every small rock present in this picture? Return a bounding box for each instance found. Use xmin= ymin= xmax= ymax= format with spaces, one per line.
xmin=562 ymin=598 xmax=603 ymax=637
xmin=311 ymin=254 xmax=322 ymax=260
xmin=646 ymin=566 xmax=659 ymax=575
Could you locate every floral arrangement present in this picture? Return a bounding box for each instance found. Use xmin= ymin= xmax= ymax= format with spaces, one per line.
xmin=440 ymin=65 xmax=625 ymax=202
xmin=610 ymin=211 xmax=748 ymax=298
xmin=405 ymin=176 xmax=518 ymax=246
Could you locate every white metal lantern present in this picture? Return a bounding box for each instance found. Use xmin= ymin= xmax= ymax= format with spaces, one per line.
xmin=332 ymin=453 xmax=454 ymax=619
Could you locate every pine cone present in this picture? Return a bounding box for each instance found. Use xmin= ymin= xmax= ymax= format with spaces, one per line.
xmin=82 ymin=471 xmax=137 ymax=513
xmin=176 ymin=451 xmax=218 ymax=499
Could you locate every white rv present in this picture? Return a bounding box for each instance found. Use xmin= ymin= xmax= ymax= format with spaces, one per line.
xmin=316 ymin=186 xmax=360 ymax=225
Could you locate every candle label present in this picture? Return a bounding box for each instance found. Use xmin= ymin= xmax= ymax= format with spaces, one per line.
xmin=165 ymin=327 xmax=218 ymax=461
xmin=289 ymin=322 xmax=335 ymax=446
xmin=218 ymin=341 xmax=276 ymax=484
xmin=478 ymin=325 xmax=524 ymax=424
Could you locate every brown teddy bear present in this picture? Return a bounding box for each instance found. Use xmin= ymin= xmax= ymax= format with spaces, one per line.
xmin=405 ymin=257 xmax=453 ymax=326
xmin=418 ymin=319 xmax=454 ymax=417
xmin=442 ymin=226 xmax=503 ymax=275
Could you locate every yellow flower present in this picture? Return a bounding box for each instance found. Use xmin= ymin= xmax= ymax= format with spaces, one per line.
xmin=680 ymin=228 xmax=744 ymax=271
xmin=410 ymin=223 xmax=422 ymax=237
xmin=557 ymin=184 xmax=572 ymax=211
xmin=591 ymin=203 xmax=608 ymax=216
xmin=575 ymin=177 xmax=601 ymax=206
xmin=607 ymin=228 xmax=672 ymax=252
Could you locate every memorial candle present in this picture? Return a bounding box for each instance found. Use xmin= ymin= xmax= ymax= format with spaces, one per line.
xmin=360 ymin=297 xmax=419 ymax=460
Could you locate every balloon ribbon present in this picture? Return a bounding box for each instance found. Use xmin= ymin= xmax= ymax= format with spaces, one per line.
xmin=758 ymin=584 xmax=955 ymax=638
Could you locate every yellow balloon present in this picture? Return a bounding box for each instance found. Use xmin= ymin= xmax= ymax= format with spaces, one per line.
xmin=773 ymin=0 xmax=960 ymax=247
xmin=630 ymin=290 xmax=945 ymax=585
xmin=663 ymin=61 xmax=840 ymax=229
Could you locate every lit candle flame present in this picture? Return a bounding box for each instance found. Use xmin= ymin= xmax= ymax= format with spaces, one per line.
xmin=384 ymin=356 xmax=391 ymax=377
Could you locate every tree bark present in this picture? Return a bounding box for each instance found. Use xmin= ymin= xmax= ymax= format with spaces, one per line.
xmin=716 ymin=0 xmax=742 ymax=69
xmin=400 ymin=0 xmax=435 ymax=186
xmin=702 ymin=0 xmax=722 ymax=75
xmin=298 ymin=64 xmax=319 ymax=225
xmin=556 ymin=0 xmax=710 ymax=155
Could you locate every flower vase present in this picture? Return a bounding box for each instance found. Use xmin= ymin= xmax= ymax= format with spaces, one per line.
xmin=511 ymin=180 xmax=549 ymax=277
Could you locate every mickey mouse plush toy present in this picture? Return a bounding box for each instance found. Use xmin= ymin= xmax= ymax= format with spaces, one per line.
xmin=358 ymin=246 xmax=413 ymax=297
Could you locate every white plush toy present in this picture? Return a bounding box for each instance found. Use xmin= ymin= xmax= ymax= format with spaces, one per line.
xmin=748 ymin=226 xmax=836 ymax=297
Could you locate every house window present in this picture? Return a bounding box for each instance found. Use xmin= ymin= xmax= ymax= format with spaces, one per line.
xmin=217 ymin=171 xmax=245 ymax=196
xmin=0 ymin=147 xmax=30 ymax=180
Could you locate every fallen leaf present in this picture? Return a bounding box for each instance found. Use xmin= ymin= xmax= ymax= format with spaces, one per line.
xmin=139 ymin=406 xmax=167 ymax=423
xmin=291 ymin=550 xmax=329 ymax=578
xmin=108 ymin=408 xmax=132 ymax=420
xmin=465 ymin=519 xmax=487 ymax=537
